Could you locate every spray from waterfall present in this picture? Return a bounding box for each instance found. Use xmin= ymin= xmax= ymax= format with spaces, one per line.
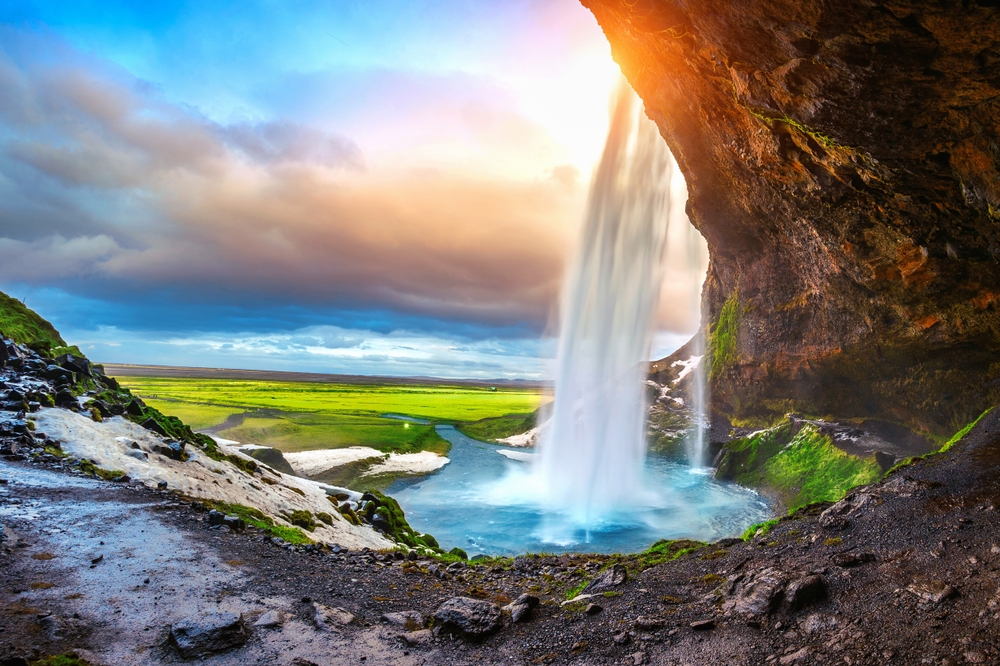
xmin=537 ymin=78 xmax=683 ymax=519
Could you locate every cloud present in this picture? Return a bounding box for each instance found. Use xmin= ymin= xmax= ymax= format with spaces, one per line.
xmin=0 ymin=31 xmax=581 ymax=333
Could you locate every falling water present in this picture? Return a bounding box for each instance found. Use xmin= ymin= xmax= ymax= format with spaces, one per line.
xmin=537 ymin=79 xmax=680 ymax=519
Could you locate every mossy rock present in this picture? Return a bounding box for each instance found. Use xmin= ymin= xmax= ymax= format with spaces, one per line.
xmin=286 ymin=510 xmax=316 ymax=532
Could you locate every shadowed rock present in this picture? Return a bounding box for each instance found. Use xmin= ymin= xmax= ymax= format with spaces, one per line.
xmin=169 ymin=611 xmax=247 ymax=658
xmin=433 ymin=597 xmax=502 ymax=637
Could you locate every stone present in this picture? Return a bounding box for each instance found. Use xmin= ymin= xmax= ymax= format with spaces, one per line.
xmin=801 ymin=613 xmax=838 ymax=634
xmin=313 ymin=603 xmax=355 ymax=631
xmin=785 ymin=575 xmax=827 ymax=611
xmin=290 ymin=659 xmax=319 ymax=666
xmin=223 ymin=515 xmax=246 ymax=533
xmin=583 ymin=564 xmax=627 ymax=593
xmin=56 ymin=354 xmax=91 ymax=377
xmin=152 ymin=440 xmax=186 ymax=461
xmin=584 ymin=603 xmax=603 ymax=615
xmin=690 ymin=618 xmax=715 ymax=630
xmin=724 ymin=568 xmax=788 ymax=616
xmin=779 ymin=647 xmax=813 ymax=665
xmin=831 ymin=552 xmax=875 ymax=568
xmin=253 ymin=610 xmax=285 ymax=627
xmin=207 ymin=510 xmax=226 ymax=527
xmin=381 ymin=611 xmax=423 ymax=630
xmin=402 ymin=629 xmax=434 ymax=645
xmin=169 ymin=611 xmax=247 ymax=658
xmin=630 ymin=651 xmax=647 ymax=665
xmin=906 ymin=579 xmax=957 ymax=604
xmin=432 ymin=597 xmax=502 ymax=637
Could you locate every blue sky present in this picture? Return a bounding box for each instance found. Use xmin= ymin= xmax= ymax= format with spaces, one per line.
xmin=0 ymin=0 xmax=700 ymax=378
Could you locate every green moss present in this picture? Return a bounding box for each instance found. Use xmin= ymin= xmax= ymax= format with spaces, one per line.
xmin=448 ymin=547 xmax=468 ymax=560
xmin=708 ymin=292 xmax=741 ymax=378
xmin=941 ymin=407 xmax=994 ymax=452
xmin=198 ymin=500 xmax=312 ymax=544
xmin=824 ymin=538 xmax=843 ymax=546
xmin=0 ymin=290 xmax=66 ymax=350
xmin=286 ymin=510 xmax=316 ymax=532
xmin=30 ymin=655 xmax=91 ymax=666
xmin=316 ymin=512 xmax=334 ymax=525
xmin=741 ymin=518 xmax=780 ymax=541
xmin=719 ymin=420 xmax=883 ymax=513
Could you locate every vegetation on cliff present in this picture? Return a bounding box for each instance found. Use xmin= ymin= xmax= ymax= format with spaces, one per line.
xmin=715 ymin=420 xmax=882 ymax=512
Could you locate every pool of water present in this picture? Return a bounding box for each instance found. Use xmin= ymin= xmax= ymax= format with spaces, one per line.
xmin=388 ymin=426 xmax=772 ymax=557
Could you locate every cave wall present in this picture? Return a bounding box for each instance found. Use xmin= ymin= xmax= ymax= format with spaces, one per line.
xmin=583 ymin=0 xmax=1000 ymax=436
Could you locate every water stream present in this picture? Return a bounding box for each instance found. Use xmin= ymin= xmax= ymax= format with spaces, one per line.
xmin=389 ymin=426 xmax=770 ymax=556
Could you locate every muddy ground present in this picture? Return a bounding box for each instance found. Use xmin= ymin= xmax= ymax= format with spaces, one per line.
xmin=2 ymin=410 xmax=1000 ymax=666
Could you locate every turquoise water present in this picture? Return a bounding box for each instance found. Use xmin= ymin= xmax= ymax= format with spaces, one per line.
xmin=388 ymin=426 xmax=772 ymax=557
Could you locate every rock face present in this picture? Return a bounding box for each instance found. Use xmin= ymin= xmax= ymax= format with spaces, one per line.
xmin=583 ymin=0 xmax=1000 ymax=435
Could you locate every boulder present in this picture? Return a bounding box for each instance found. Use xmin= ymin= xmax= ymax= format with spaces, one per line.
xmin=785 ymin=575 xmax=827 ymax=610
xmin=56 ymin=354 xmax=92 ymax=377
xmin=402 ymin=629 xmax=434 ymax=646
xmin=433 ymin=597 xmax=502 ymax=637
xmin=223 ymin=515 xmax=246 ymax=533
xmin=502 ymin=594 xmax=539 ymax=623
xmin=313 ymin=603 xmax=355 ymax=631
xmin=169 ymin=611 xmax=247 ymax=658
xmin=583 ymin=564 xmax=628 ymax=593
xmin=208 ymin=510 xmax=226 ymax=527
xmin=125 ymin=399 xmax=146 ymax=416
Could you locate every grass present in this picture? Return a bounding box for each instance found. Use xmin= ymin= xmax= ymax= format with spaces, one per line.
xmin=219 ymin=413 xmax=450 ymax=454
xmin=141 ymin=399 xmax=241 ymax=431
xmin=200 ymin=500 xmax=313 ymax=544
xmin=456 ymin=411 xmax=536 ymax=443
xmin=0 ymin=290 xmax=82 ymax=357
xmin=941 ymin=407 xmax=994 ymax=452
xmin=115 ymin=377 xmax=544 ymax=422
xmin=115 ymin=375 xmax=546 ymax=457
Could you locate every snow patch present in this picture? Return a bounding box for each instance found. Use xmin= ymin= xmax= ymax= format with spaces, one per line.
xmin=283 ymin=447 xmax=385 ymax=477
xmin=497 ymin=449 xmax=534 ymax=462
xmin=31 ymin=408 xmax=392 ymax=550
xmin=362 ymin=451 xmax=449 ymax=476
xmin=671 ymin=355 xmax=703 ymax=385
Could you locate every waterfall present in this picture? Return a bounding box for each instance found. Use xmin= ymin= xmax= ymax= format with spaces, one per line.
xmin=536 ymin=79 xmax=682 ymax=519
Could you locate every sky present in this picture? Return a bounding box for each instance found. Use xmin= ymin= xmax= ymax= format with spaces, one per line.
xmin=0 ymin=0 xmax=704 ymax=379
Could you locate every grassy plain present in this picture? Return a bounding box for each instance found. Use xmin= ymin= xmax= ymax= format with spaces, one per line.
xmin=116 ymin=375 xmax=546 ymax=455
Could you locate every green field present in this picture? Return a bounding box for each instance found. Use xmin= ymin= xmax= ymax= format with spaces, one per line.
xmin=117 ymin=376 xmax=546 ymax=455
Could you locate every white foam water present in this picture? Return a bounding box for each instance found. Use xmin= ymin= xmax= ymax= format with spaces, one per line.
xmin=536 ymin=79 xmax=682 ymax=520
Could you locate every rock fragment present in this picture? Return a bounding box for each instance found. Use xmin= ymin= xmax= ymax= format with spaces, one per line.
xmin=313 ymin=602 xmax=355 ymax=631
xmin=402 ymin=629 xmax=434 ymax=645
xmin=253 ymin=609 xmax=285 ymax=627
xmin=169 ymin=611 xmax=247 ymax=658
xmin=433 ymin=597 xmax=502 ymax=637
xmin=905 ymin=579 xmax=957 ymax=603
xmin=583 ymin=564 xmax=627 ymax=593
xmin=380 ymin=610 xmax=423 ymax=630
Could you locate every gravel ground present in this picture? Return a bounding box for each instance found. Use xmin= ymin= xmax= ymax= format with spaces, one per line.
xmin=2 ymin=410 xmax=999 ymax=666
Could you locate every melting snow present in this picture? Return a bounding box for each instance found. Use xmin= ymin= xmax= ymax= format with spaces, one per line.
xmin=497 ymin=450 xmax=534 ymax=462
xmin=671 ymin=355 xmax=703 ymax=385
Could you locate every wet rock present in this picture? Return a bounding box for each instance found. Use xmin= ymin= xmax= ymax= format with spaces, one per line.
xmin=152 ymin=440 xmax=186 ymax=461
xmin=313 ymin=602 xmax=355 ymax=631
xmin=56 ymin=354 xmax=91 ymax=377
xmin=402 ymin=629 xmax=434 ymax=646
xmin=208 ymin=510 xmax=226 ymax=527
xmin=125 ymin=399 xmax=145 ymax=416
xmin=157 ymin=480 xmax=168 ymax=490
xmin=253 ymin=610 xmax=285 ymax=627
xmin=223 ymin=515 xmax=246 ymax=533
xmin=433 ymin=597 xmax=502 ymax=637
xmin=54 ymin=390 xmax=77 ymax=407
xmin=583 ymin=564 xmax=627 ymax=593
xmin=906 ymin=579 xmax=957 ymax=603
xmin=169 ymin=611 xmax=247 ymax=658
xmin=381 ymin=611 xmax=423 ymax=630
